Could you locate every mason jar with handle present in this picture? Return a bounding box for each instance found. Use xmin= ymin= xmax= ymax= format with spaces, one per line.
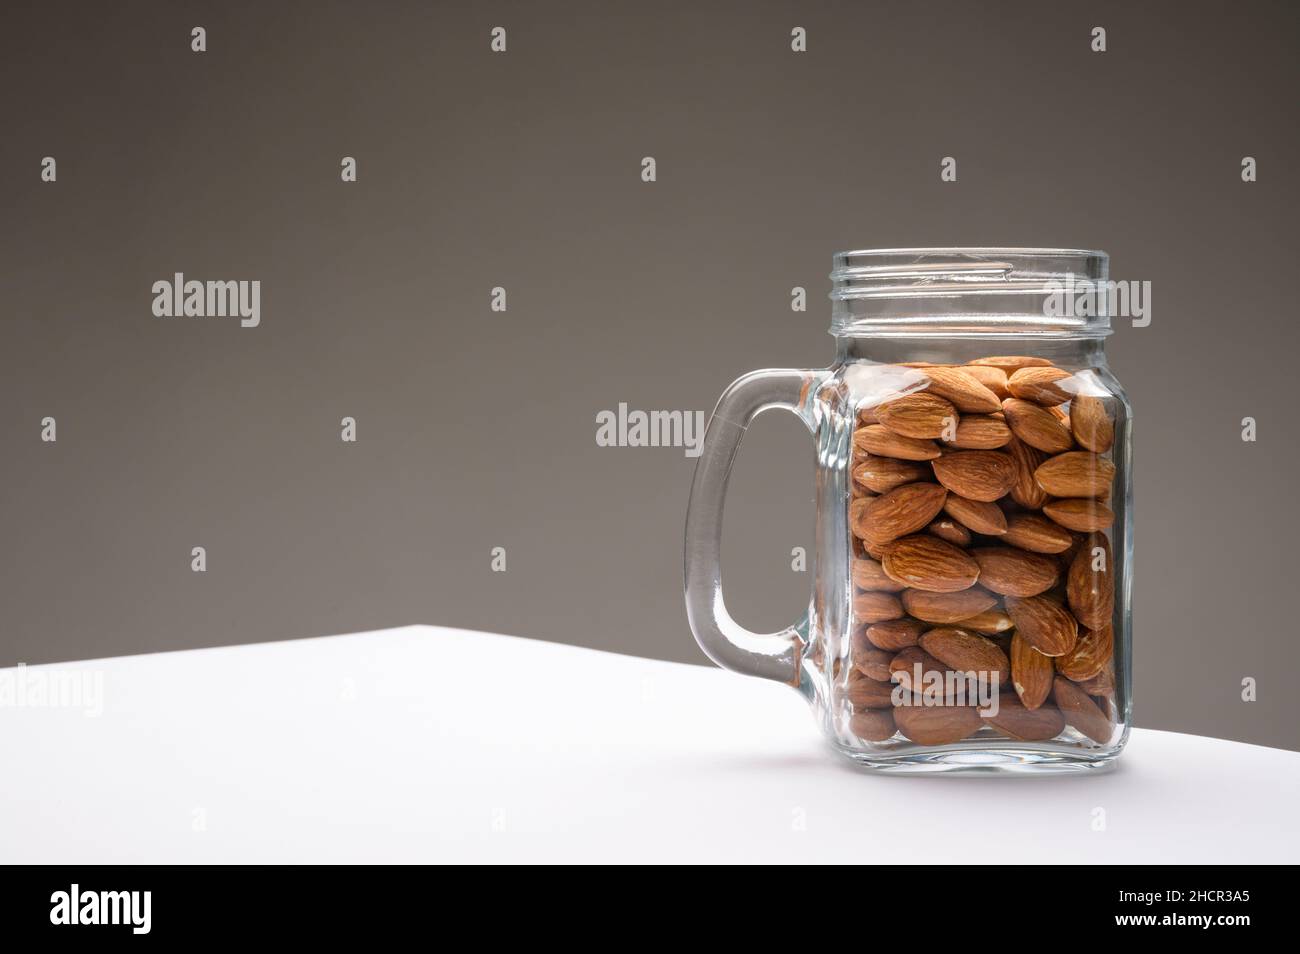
xmin=684 ymin=248 xmax=1131 ymax=773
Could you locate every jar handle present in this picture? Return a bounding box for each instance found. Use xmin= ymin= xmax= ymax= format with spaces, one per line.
xmin=684 ymin=368 xmax=822 ymax=686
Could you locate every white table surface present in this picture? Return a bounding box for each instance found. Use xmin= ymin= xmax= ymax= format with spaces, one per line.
xmin=1 ymin=625 xmax=1295 ymax=864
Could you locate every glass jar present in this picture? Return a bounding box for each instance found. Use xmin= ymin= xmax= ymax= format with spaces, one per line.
xmin=685 ymin=248 xmax=1131 ymax=773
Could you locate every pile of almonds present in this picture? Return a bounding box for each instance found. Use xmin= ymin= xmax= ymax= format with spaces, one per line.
xmin=846 ymin=356 xmax=1119 ymax=748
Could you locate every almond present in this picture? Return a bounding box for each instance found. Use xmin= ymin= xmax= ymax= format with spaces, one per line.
xmin=1007 ymin=366 xmax=1074 ymax=405
xmin=1043 ymin=498 xmax=1114 ymax=532
xmin=849 ymin=497 xmax=870 ymax=537
xmin=1002 ymin=398 xmax=1074 ymax=453
xmin=1005 ymin=595 xmax=1079 ymax=657
xmin=919 ymin=366 xmax=1003 ymax=414
xmin=927 ymin=517 xmax=971 ymax=547
xmin=967 ymin=355 xmax=1054 ymax=373
xmin=942 ymin=413 xmax=1012 ymax=449
xmin=971 ymin=547 xmax=1059 ymax=597
xmin=850 ymin=707 xmax=897 ymax=741
xmin=888 ymin=646 xmax=948 ymax=693
xmin=847 ymin=669 xmax=897 ymax=709
xmin=852 ymin=454 xmax=929 ymax=494
xmin=1077 ymin=663 xmax=1115 ymax=696
xmin=881 ymin=535 xmax=980 ymax=592
xmin=953 ymin=608 xmax=1014 ymax=634
xmin=893 ymin=702 xmax=982 ymax=745
xmin=853 ymin=590 xmax=903 ymax=624
xmin=902 ymin=586 xmax=998 ymax=623
xmin=1005 ymin=436 xmax=1049 ymax=508
xmin=982 ymin=696 xmax=1065 ymax=741
xmin=962 ymin=364 xmax=1010 ymax=400
xmin=931 ymin=450 xmax=1017 ymax=502
xmin=1055 ymin=623 xmax=1114 ymax=682
xmin=859 ymin=482 xmax=948 ymax=545
xmin=853 ymin=557 xmax=908 ymax=592
xmin=864 ymin=617 xmax=924 ymax=651
xmin=876 ymin=392 xmax=959 ymax=439
xmin=1010 ymin=632 xmax=1055 ymax=709
xmin=855 ymin=645 xmax=896 ymax=681
xmin=1034 ymin=451 xmax=1115 ymax=498
xmin=1002 ymin=513 xmax=1073 ymax=553
xmin=855 ymin=424 xmax=942 ymax=461
xmin=919 ymin=627 xmax=1010 ymax=685
xmin=943 ymin=494 xmax=1008 ymax=535
xmin=1053 ymin=676 xmax=1113 ymax=744
xmin=1067 ymin=533 xmax=1114 ymax=630
xmin=856 ymin=406 xmax=879 ymax=427
xmin=1069 ymin=394 xmax=1115 ymax=453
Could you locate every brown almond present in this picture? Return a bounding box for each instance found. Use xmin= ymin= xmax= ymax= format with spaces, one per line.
xmin=1005 ymin=595 xmax=1079 ymax=657
xmin=864 ymin=617 xmax=924 ymax=651
xmin=1067 ymin=533 xmax=1114 ymax=630
xmin=943 ymin=494 xmax=1008 ymax=535
xmin=853 ymin=557 xmax=909 ymax=592
xmin=1053 ymin=676 xmax=1113 ymax=744
xmin=888 ymin=646 xmax=947 ymax=691
xmin=919 ymin=366 xmax=1003 ymax=413
xmin=1010 ymin=632 xmax=1055 ymax=709
xmin=858 ymin=482 xmax=948 ymax=545
xmin=1034 ymin=451 xmax=1115 ymax=498
xmin=1002 ymin=398 xmax=1075 ymax=453
xmin=1077 ymin=663 xmax=1115 ymax=696
xmin=893 ymin=702 xmax=982 ymax=745
xmin=855 ymin=424 xmax=942 ymax=461
xmin=855 ymin=645 xmax=896 ymax=681
xmin=849 ymin=497 xmax=870 ymax=539
xmin=1002 ymin=513 xmax=1073 ymax=553
xmin=852 ymin=454 xmax=929 ymax=494
xmin=1056 ymin=624 xmax=1114 ymax=682
xmin=876 ymin=392 xmax=959 ymax=440
xmin=1044 ymin=498 xmax=1115 ymax=532
xmin=881 ymin=535 xmax=980 ymax=593
xmin=1069 ymin=394 xmax=1115 ymax=453
xmin=856 ymin=405 xmax=879 ymax=427
xmin=847 ymin=669 xmax=897 ymax=709
xmin=968 ymin=355 xmax=1054 ymax=374
xmin=962 ymin=364 xmax=1010 ymax=400
xmin=931 ymin=450 xmax=1017 ymax=502
xmin=1008 ymin=366 xmax=1074 ymax=405
xmin=954 ymin=608 xmax=1014 ymax=634
xmin=942 ymin=413 xmax=1012 ymax=449
xmin=971 ymin=547 xmax=1059 ymax=598
xmin=982 ymin=696 xmax=1065 ymax=741
xmin=919 ymin=628 xmax=1010 ymax=684
xmin=902 ymin=587 xmax=998 ymax=624
xmin=853 ymin=590 xmax=903 ymax=624
xmin=850 ymin=707 xmax=897 ymax=741
xmin=927 ymin=517 xmax=971 ymax=547
xmin=1005 ymin=436 xmax=1050 ymax=508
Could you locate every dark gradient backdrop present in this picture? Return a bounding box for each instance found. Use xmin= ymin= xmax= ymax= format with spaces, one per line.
xmin=3 ymin=1 xmax=1299 ymax=749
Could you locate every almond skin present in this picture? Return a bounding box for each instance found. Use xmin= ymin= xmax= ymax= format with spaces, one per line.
xmin=967 ymin=355 xmax=1054 ymax=374
xmin=859 ymin=482 xmax=948 ymax=545
xmin=953 ymin=608 xmax=1014 ymax=634
xmin=1077 ymin=664 xmax=1115 ymax=696
xmin=927 ymin=517 xmax=971 ymax=547
xmin=1034 ymin=451 xmax=1115 ymax=498
xmin=1069 ymin=394 xmax=1115 ymax=453
xmin=1010 ymin=632 xmax=1055 ymax=709
xmin=1044 ymin=498 xmax=1115 ymax=532
xmin=850 ymin=707 xmax=897 ymax=741
xmin=876 ymin=392 xmax=959 ymax=440
xmin=864 ymin=617 xmax=924 ymax=651
xmin=893 ymin=702 xmax=982 ymax=745
xmin=1002 ymin=513 xmax=1073 ymax=553
xmin=919 ymin=628 xmax=1010 ymax=685
xmin=1007 ymin=366 xmax=1074 ymax=405
xmin=931 ymin=450 xmax=1018 ymax=502
xmin=1067 ymin=533 xmax=1114 ymax=630
xmin=1053 ymin=675 xmax=1114 ymax=744
xmin=847 ymin=670 xmax=897 ymax=709
xmin=853 ymin=590 xmax=904 ymax=624
xmin=888 ymin=646 xmax=949 ymax=692
xmin=881 ymin=535 xmax=980 ymax=592
xmin=943 ymin=494 xmax=1008 ymax=535
xmin=942 ymin=413 xmax=1012 ymax=449
xmin=962 ymin=365 xmax=1010 ymax=400
xmin=1005 ymin=595 xmax=1079 ymax=657
xmin=853 ymin=557 xmax=909 ymax=592
xmin=971 ymin=547 xmax=1059 ymax=597
xmin=1002 ymin=398 xmax=1075 ymax=453
xmin=919 ymin=366 xmax=1003 ymax=413
xmin=1005 ymin=436 xmax=1050 ymax=508
xmin=855 ymin=645 xmax=896 ymax=681
xmin=902 ymin=586 xmax=998 ymax=623
xmin=1056 ymin=624 xmax=1114 ymax=682
xmin=855 ymin=424 xmax=942 ymax=461
xmin=853 ymin=454 xmax=929 ymax=494
xmin=983 ymin=696 xmax=1065 ymax=741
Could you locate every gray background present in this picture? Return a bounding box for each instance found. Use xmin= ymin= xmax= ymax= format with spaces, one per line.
xmin=3 ymin=1 xmax=1298 ymax=750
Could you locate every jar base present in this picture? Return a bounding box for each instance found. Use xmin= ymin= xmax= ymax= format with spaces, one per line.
xmin=831 ymin=741 xmax=1121 ymax=775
